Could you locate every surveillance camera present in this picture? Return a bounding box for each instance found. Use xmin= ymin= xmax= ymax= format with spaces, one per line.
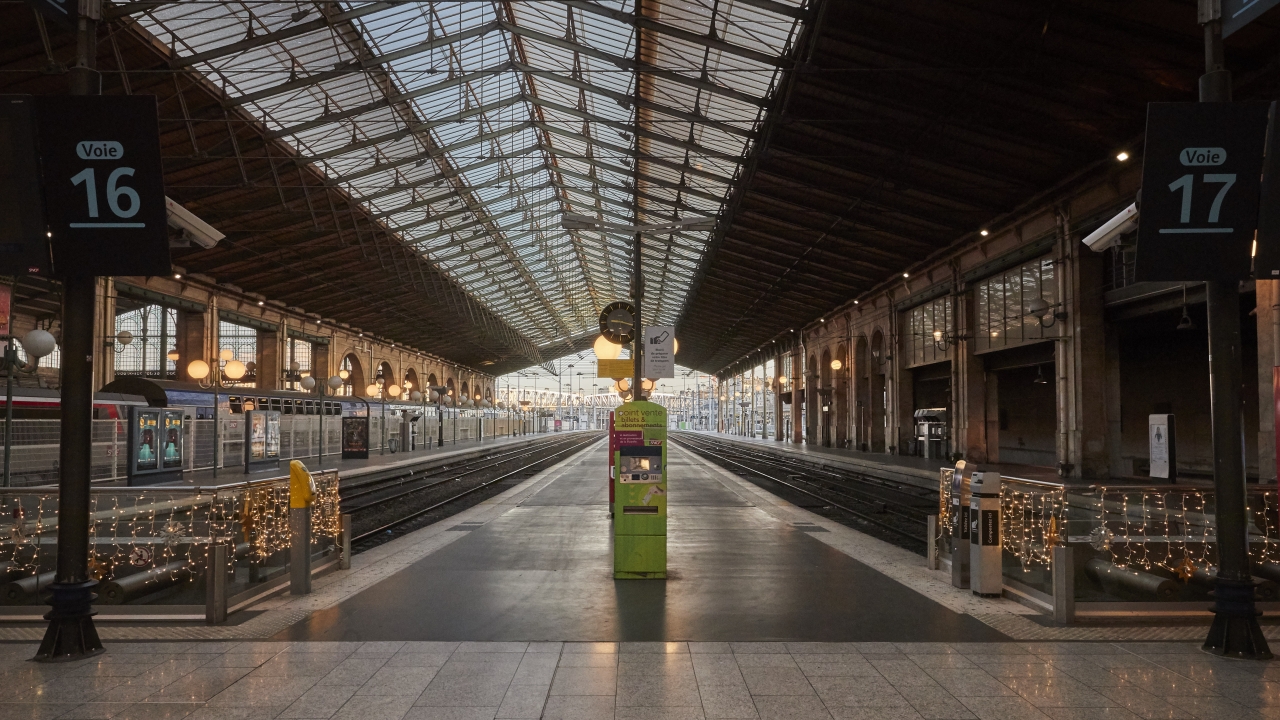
xmin=1081 ymin=202 xmax=1137 ymax=253
xmin=166 ymin=197 xmax=225 ymax=250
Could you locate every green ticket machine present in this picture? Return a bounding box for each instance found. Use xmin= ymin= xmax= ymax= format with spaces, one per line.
xmin=612 ymin=400 xmax=668 ymax=579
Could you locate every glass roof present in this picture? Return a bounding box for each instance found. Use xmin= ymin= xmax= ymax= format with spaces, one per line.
xmin=137 ymin=0 xmax=805 ymax=350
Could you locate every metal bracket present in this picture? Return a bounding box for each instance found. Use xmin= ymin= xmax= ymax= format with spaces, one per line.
xmin=1198 ymin=0 xmax=1222 ymax=23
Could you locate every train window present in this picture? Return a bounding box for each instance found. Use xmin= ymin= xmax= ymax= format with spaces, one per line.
xmin=304 ymin=400 xmax=315 ymax=415
xmin=282 ymin=400 xmax=293 ymax=415
xmin=229 ymin=397 xmax=243 ymax=414
xmin=196 ymin=406 xmax=213 ymax=420
xmin=270 ymin=399 xmax=281 ymax=412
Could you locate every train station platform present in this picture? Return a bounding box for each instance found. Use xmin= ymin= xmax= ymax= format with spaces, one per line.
xmin=686 ymin=432 xmax=1065 ymax=489
xmin=163 ymin=430 xmax=593 ymax=488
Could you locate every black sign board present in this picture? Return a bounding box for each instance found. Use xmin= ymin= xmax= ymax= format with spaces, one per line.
xmin=980 ymin=509 xmax=1000 ymax=546
xmin=342 ymin=416 xmax=370 ymax=459
xmin=0 ymin=97 xmax=51 ymax=275
xmin=1135 ymin=103 xmax=1269 ymax=282
xmin=127 ymin=406 xmax=183 ymax=486
xmin=1224 ymin=0 xmax=1280 ymax=37
xmin=35 ymin=95 xmax=171 ymax=277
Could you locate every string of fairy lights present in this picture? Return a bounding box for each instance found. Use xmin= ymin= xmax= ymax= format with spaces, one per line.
xmin=936 ymin=471 xmax=1280 ymax=581
xmin=2 ymin=473 xmax=341 ymax=599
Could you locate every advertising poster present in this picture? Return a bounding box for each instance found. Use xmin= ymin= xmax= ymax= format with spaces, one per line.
xmin=135 ymin=410 xmax=159 ymax=472
xmin=161 ymin=410 xmax=183 ymax=470
xmin=342 ymin=416 xmax=369 ymax=459
xmin=266 ymin=412 xmax=281 ymax=459
xmin=247 ymin=411 xmax=266 ymax=460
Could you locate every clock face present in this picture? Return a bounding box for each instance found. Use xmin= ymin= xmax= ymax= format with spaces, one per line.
xmin=599 ymin=301 xmax=637 ymax=344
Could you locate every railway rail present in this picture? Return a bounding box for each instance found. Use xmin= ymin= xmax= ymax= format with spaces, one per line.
xmin=345 ymin=433 xmax=603 ymax=547
xmin=671 ymin=433 xmax=937 ymax=551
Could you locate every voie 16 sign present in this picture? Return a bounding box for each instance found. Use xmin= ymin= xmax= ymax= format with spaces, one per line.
xmin=36 ymin=95 xmax=171 ymax=277
xmin=1134 ymin=102 xmax=1269 ymax=282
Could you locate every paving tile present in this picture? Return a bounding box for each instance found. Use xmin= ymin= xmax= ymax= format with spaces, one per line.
xmin=249 ymin=655 xmax=348 ymax=679
xmin=319 ymin=658 xmax=388 ymax=686
xmin=415 ymin=675 xmax=511 ymax=708
xmin=621 ymin=643 xmax=688 ymax=655
xmin=1205 ymin=681 xmax=1280 ymax=707
xmin=1104 ymin=669 xmax=1210 ymax=697
xmin=614 ymin=707 xmax=706 ymax=719
xmin=110 ymin=703 xmax=204 ymax=720
xmin=689 ymin=644 xmax=732 ymax=655
xmin=509 ymin=655 xmax=558 ymax=686
xmin=205 ymin=676 xmax=320 ymax=707
xmin=697 ymin=682 xmax=757 ymax=719
xmin=283 ymin=644 xmax=359 ymax=656
xmin=402 ymin=709 xmax=497 ymax=720
xmin=184 ymin=644 xmax=244 ymax=655
xmin=952 ymin=646 xmax=1033 ymax=657
xmin=727 ymin=644 xmax=787 ymax=656
xmin=549 ymin=666 xmax=617 ymax=696
xmin=556 ymin=654 xmax=617 ymax=668
xmin=1050 ymin=664 xmax=1125 ymax=687
xmin=911 ymin=656 xmax=980 ymax=670
xmin=455 ymin=644 xmax=525 ymax=655
xmin=561 ymin=643 xmax=616 ymax=655
xmin=356 ymin=667 xmax=440 ymax=696
xmin=92 ymin=680 xmax=172 ymax=704
xmin=104 ymin=645 xmax=197 ymax=656
xmin=898 ymin=644 xmax=961 ymax=656
xmin=998 ymin=677 xmax=1114 ymax=709
xmin=691 ymin=656 xmax=744 ymax=685
xmin=278 ymin=684 xmax=360 ymax=719
xmin=829 ymin=708 xmax=923 ymax=720
xmin=202 ymin=654 xmax=280 ymax=670
xmin=809 ymin=676 xmax=911 ymax=708
xmin=59 ymin=701 xmax=148 ymax=719
xmin=384 ymin=654 xmax=452 ymax=669
xmin=63 ymin=663 xmax=161 ymax=679
xmin=145 ymin=668 xmax=255 ymax=703
xmin=957 ymin=696 xmax=1053 ymax=720
xmin=739 ymin=667 xmax=813 ymax=696
xmin=538 ymin=695 xmax=616 ymax=720
xmin=1092 ymin=686 xmax=1193 ymax=720
xmin=352 ymin=643 xmax=405 ymax=658
xmin=1041 ymin=710 xmax=1144 ymax=720
xmin=926 ymin=670 xmax=1018 ymax=698
xmin=750 ymin=695 xmax=833 ymax=720
xmin=524 ymin=643 xmax=563 ymax=655
xmin=494 ymin=684 xmax=548 ymax=719
xmin=854 ymin=643 xmax=903 ymax=655
xmin=615 ymin=674 xmax=701 ymax=707
xmin=909 ymin=699 xmax=979 ymax=720
xmin=732 ymin=655 xmax=797 ymax=669
xmin=618 ymin=655 xmax=695 ymax=675
xmin=0 ymin=703 xmax=82 ymax=720
xmin=16 ymin=676 xmax=127 ymax=703
xmin=1162 ymin=695 xmax=1258 ymax=720
xmin=1023 ymin=646 xmax=1124 ymax=658
xmin=183 ymin=705 xmax=290 ymax=720
xmin=330 ymin=695 xmax=416 ymax=720
xmin=397 ymin=644 xmax=460 ymax=656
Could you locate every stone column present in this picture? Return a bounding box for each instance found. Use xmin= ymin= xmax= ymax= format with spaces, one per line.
xmin=791 ymin=347 xmax=802 ymax=444
xmin=93 ymin=278 xmax=115 ymax=390
xmin=174 ymin=309 xmax=207 ymax=382
xmin=1256 ymin=280 xmax=1278 ymax=483
xmin=256 ymin=328 xmax=279 ymax=390
xmin=1061 ymin=214 xmax=1110 ymax=479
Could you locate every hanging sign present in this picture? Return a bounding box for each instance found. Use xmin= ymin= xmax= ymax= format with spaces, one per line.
xmin=1223 ymin=0 xmax=1280 ymax=37
xmin=642 ymin=325 xmax=675 ymax=379
xmin=1134 ymin=102 xmax=1269 ymax=282
xmin=0 ymin=96 xmax=51 ymax=275
xmin=35 ymin=95 xmax=171 ymax=276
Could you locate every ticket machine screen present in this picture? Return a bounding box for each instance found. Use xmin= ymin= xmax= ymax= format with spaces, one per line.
xmin=619 ymin=446 xmax=662 ymax=483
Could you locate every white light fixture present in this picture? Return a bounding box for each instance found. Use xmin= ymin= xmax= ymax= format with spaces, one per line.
xmin=219 ymin=348 xmax=235 ymax=362
xmin=593 ymin=334 xmax=621 ymax=360
xmin=980 ymin=229 xmax=989 ymax=237
xmin=830 ymin=359 xmax=842 ymax=371
xmin=21 ymin=329 xmax=57 ymax=359
xmin=328 ymin=375 xmax=345 ymax=390
xmin=223 ymin=360 xmax=247 ymax=380
xmin=300 ymin=376 xmax=317 ymax=390
xmin=187 ymin=360 xmax=211 ymax=380
xmin=1116 ymin=151 xmax=1130 ymax=162
xmin=339 ymin=369 xmax=350 ymax=380
xmin=167 ymin=349 xmax=180 ymax=362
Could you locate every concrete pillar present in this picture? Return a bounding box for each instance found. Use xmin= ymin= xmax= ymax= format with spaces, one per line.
xmin=256 ymin=329 xmax=279 ymax=390
xmin=175 ymin=309 xmax=207 ymax=382
xmin=1061 ymin=215 xmax=1110 ymax=479
xmin=774 ymin=356 xmax=783 ymax=441
xmin=1257 ymin=280 xmax=1278 ymax=483
xmin=1105 ymin=325 xmax=1126 ymax=478
xmin=791 ymin=348 xmax=802 ymax=444
xmin=985 ymin=371 xmax=1000 ymax=463
xmin=313 ymin=342 xmax=331 ymax=383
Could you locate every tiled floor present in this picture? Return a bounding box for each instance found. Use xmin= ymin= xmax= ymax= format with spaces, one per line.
xmin=0 ymin=640 xmax=1276 ymax=720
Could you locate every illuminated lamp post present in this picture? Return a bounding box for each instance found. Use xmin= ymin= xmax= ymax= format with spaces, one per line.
xmin=2 ymin=329 xmax=56 ymax=488
xmin=187 ymin=349 xmax=248 ymax=479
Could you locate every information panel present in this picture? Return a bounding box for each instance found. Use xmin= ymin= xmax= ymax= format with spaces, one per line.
xmin=342 ymin=416 xmax=370 ymax=459
xmin=244 ymin=410 xmax=281 ymax=471
xmin=35 ymin=95 xmax=171 ymax=276
xmin=127 ymin=406 xmax=183 ymax=485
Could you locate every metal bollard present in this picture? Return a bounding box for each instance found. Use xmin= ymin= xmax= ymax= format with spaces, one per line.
xmin=205 ymin=543 xmax=228 ymax=625
xmin=950 ymin=461 xmax=972 ymax=589
xmin=926 ymin=515 xmax=939 ymax=570
xmin=290 ymin=506 xmax=312 ymax=595
xmin=1052 ymin=545 xmax=1074 ymax=625
xmin=339 ymin=513 xmax=352 ymax=570
xmin=969 ymin=472 xmax=1002 ymax=598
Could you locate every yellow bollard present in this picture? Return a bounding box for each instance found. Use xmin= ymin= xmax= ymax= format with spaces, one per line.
xmin=289 ymin=460 xmax=315 ymax=594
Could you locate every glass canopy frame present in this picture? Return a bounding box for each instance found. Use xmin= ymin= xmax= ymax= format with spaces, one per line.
xmin=132 ymin=0 xmax=806 ymax=353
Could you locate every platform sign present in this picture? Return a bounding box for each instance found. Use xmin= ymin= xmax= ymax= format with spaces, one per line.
xmin=35 ymin=95 xmax=171 ymax=277
xmin=0 ymin=97 xmax=51 ymax=275
xmin=1134 ymin=102 xmax=1270 ymax=282
xmin=1149 ymin=414 xmax=1177 ymax=482
xmin=612 ymin=400 xmax=667 ymax=579
xmin=1224 ymin=0 xmax=1280 ymax=37
xmin=642 ymin=325 xmax=675 ymax=379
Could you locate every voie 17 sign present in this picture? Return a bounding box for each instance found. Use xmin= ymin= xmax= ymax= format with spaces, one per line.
xmin=1134 ymin=102 xmax=1269 ymax=282
xmin=36 ymin=95 xmax=171 ymax=277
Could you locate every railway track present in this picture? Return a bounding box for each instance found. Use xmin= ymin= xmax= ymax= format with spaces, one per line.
xmin=671 ymin=433 xmax=937 ymax=552
xmin=346 ymin=433 xmax=603 ymax=549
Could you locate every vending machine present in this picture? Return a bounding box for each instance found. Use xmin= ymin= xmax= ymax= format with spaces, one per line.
xmin=612 ymin=400 xmax=668 ymax=579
